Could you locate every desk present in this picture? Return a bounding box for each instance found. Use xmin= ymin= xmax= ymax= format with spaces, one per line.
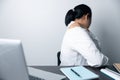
xmin=31 ymin=66 xmax=116 ymax=80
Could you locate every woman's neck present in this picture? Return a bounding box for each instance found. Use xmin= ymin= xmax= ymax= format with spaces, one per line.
xmin=68 ymin=21 xmax=89 ymax=31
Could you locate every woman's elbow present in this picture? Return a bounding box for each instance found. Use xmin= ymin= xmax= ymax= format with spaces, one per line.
xmin=88 ymin=61 xmax=103 ymax=67
xmin=88 ymin=57 xmax=109 ymax=67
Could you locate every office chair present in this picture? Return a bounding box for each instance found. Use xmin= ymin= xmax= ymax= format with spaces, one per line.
xmin=57 ymin=51 xmax=61 ymax=66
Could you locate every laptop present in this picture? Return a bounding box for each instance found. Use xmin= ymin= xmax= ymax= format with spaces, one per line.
xmin=0 ymin=39 xmax=43 ymax=80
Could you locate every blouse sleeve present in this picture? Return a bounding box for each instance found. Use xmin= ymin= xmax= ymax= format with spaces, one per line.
xmin=72 ymin=30 xmax=108 ymax=67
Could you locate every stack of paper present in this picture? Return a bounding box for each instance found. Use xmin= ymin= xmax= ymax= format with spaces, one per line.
xmin=60 ymin=66 xmax=99 ymax=80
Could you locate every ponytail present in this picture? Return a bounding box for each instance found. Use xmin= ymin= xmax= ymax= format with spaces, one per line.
xmin=65 ymin=4 xmax=92 ymax=27
xmin=65 ymin=9 xmax=75 ymax=26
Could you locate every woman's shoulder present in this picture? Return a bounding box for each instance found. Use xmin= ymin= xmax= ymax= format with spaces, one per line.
xmin=66 ymin=28 xmax=91 ymax=41
xmin=68 ymin=27 xmax=88 ymax=35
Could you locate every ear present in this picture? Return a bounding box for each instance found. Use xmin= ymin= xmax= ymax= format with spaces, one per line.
xmin=80 ymin=15 xmax=86 ymax=21
xmin=81 ymin=14 xmax=89 ymax=20
xmin=85 ymin=13 xmax=89 ymax=20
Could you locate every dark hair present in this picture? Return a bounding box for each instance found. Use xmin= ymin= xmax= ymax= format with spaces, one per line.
xmin=65 ymin=4 xmax=92 ymax=26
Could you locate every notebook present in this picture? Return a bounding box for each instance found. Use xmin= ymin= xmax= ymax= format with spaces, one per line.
xmin=100 ymin=68 xmax=120 ymax=80
xmin=113 ymin=63 xmax=120 ymax=73
xmin=60 ymin=66 xmax=99 ymax=80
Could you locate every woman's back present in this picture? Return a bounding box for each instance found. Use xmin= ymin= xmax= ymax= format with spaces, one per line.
xmin=61 ymin=23 xmax=88 ymax=66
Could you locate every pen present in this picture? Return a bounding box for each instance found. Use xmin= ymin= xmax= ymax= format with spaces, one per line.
xmin=71 ymin=68 xmax=81 ymax=77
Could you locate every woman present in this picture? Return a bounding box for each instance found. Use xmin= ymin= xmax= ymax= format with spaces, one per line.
xmin=60 ymin=4 xmax=108 ymax=67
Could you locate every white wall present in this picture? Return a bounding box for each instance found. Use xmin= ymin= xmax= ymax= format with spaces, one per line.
xmin=0 ymin=0 xmax=120 ymax=65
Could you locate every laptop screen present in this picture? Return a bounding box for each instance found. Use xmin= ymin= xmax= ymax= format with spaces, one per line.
xmin=0 ymin=39 xmax=29 ymax=80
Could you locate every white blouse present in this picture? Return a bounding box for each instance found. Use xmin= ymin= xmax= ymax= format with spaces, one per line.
xmin=60 ymin=21 xmax=108 ymax=67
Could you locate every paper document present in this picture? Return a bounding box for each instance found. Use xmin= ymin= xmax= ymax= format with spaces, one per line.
xmin=60 ymin=66 xmax=99 ymax=80
xmin=28 ymin=67 xmax=66 ymax=80
xmin=113 ymin=63 xmax=120 ymax=73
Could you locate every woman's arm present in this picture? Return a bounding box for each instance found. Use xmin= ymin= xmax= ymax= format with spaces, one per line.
xmin=72 ymin=30 xmax=108 ymax=67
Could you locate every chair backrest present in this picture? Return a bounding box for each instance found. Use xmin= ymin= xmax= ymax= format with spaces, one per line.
xmin=57 ymin=51 xmax=61 ymax=66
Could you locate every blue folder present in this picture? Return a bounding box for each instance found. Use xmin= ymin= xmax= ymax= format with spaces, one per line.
xmin=60 ymin=66 xmax=99 ymax=80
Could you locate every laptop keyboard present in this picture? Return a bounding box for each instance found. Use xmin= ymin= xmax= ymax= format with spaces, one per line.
xmin=29 ymin=75 xmax=45 ymax=80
